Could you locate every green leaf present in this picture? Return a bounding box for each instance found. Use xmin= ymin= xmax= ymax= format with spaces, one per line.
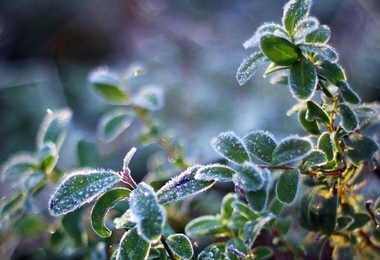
xmin=114 ymin=210 xmax=135 ymax=230
xmin=289 ymin=59 xmax=317 ymax=101
xmin=337 ymin=80 xmax=360 ymax=105
xmin=298 ymin=106 xmax=320 ymax=135
xmin=62 ymin=208 xmax=86 ymax=247
xmin=298 ymin=186 xmax=324 ymax=232
xmin=306 ymin=24 xmax=331 ymax=43
xmin=210 ymin=131 xmax=250 ymax=165
xmin=318 ymin=132 xmax=334 ymax=161
xmin=117 ymin=227 xmax=151 ymax=260
xmin=299 ymin=149 xmax=327 ymax=170
xmin=244 ymin=213 xmax=276 ymax=248
xmin=271 ymin=136 xmax=312 ymax=166
xmin=293 ymin=17 xmax=319 ymax=40
xmin=232 ymin=201 xmax=260 ymax=220
xmin=282 ymin=0 xmax=312 ymax=36
xmin=123 ymin=147 xmax=137 ymax=172
xmin=91 ymin=187 xmax=131 ymax=238
xmin=260 ymin=35 xmax=301 ymax=66
xmin=166 ymin=234 xmax=193 ymax=260
xmin=156 ymin=165 xmax=215 ymax=205
xmin=221 ymin=193 xmax=237 ymax=221
xmin=233 ymin=162 xmax=265 ymax=192
xmin=245 ymin=169 xmax=271 ymax=212
xmin=38 ymin=141 xmax=58 ymax=173
xmin=49 ymin=169 xmax=121 ymax=216
xmin=276 ymin=169 xmax=300 ymax=204
xmin=316 ymin=236 xmax=330 ymax=260
xmin=336 ymin=104 xmax=358 ymax=132
xmin=77 ymin=138 xmax=98 ymax=168
xmin=269 ymin=73 xmax=289 ymax=85
xmin=315 ymin=60 xmax=346 ymax=84
xmin=251 ymin=246 xmax=273 ymax=260
xmin=227 ymin=214 xmax=248 ymax=230
xmin=347 ymin=213 xmax=371 ymax=231
xmin=21 ymin=172 xmax=45 ymax=191
xmin=298 ymin=43 xmax=338 ymax=63
xmin=242 ymin=130 xmax=277 ymax=163
xmin=236 ymin=52 xmax=269 ymax=86
xmin=37 ymin=108 xmax=72 ymax=151
xmin=315 ymin=195 xmax=338 ymax=233
xmin=130 ymin=183 xmax=165 ymax=242
xmin=336 ymin=216 xmax=354 ymax=231
xmin=1 ymin=152 xmax=37 ymax=181
xmin=226 ymin=238 xmax=248 ymax=260
xmin=195 ymin=164 xmax=236 ymax=182
xmin=185 ymin=216 xmax=227 ymax=237
xmin=306 ymin=101 xmax=330 ymax=126
xmin=132 ymin=86 xmax=164 ymax=111
xmin=89 ymin=72 xmax=130 ymax=105
xmin=276 ymin=217 xmax=292 ymax=237
xmin=1 ymin=192 xmax=26 ymax=219
xmin=98 ymin=108 xmax=135 ymax=142
xmin=243 ymin=23 xmax=290 ymax=49
xmin=263 ymin=62 xmax=289 ymax=78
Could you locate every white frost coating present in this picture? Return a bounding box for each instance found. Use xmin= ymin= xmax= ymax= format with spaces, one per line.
xmin=49 ymin=169 xmax=121 ymax=217
xmin=288 ymin=59 xmax=317 ymax=101
xmin=194 ymin=163 xmax=236 ymax=182
xmin=97 ymin=108 xmax=135 ymax=142
xmin=282 ymin=0 xmax=312 ymax=34
xmin=1 ymin=152 xmax=37 ymax=181
xmin=298 ymin=43 xmax=338 ymax=63
xmin=123 ymin=147 xmax=137 ymax=171
xmin=236 ymin=52 xmax=269 ymax=86
xmin=132 ymin=85 xmax=164 ymax=111
xmin=243 ymin=22 xmax=290 ymax=49
xmin=36 ymin=108 xmax=72 ymax=151
xmin=271 ymin=135 xmax=313 ymax=166
xmin=242 ymin=130 xmax=277 ymax=163
xmin=293 ymin=17 xmax=319 ymax=42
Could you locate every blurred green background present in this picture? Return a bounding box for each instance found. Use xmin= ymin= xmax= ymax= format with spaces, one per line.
xmin=1 ymin=0 xmax=380 ymax=183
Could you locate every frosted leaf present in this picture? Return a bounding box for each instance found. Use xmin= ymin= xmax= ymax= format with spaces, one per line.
xmin=129 ymin=183 xmax=165 ymax=243
xmin=156 ymin=165 xmax=215 ymax=205
xmin=185 ymin=215 xmax=226 ymax=237
xmin=299 ymin=149 xmax=328 ymax=170
xmin=345 ymin=134 xmax=379 ymax=167
xmin=236 ymin=51 xmax=269 ymax=86
xmin=38 ymin=141 xmax=58 ymax=173
xmin=271 ymin=135 xmax=313 ymax=166
xmin=337 ymin=80 xmax=360 ymax=105
xmin=282 ymin=0 xmax=312 ymax=36
xmin=117 ymin=227 xmax=150 ymax=260
xmin=233 ymin=162 xmax=265 ymax=192
xmin=210 ymin=131 xmax=250 ymax=165
xmin=37 ymin=108 xmax=72 ymax=151
xmin=1 ymin=152 xmax=37 ymax=181
xmin=91 ymin=187 xmax=131 ymax=238
xmin=318 ymin=132 xmax=334 ymax=161
xmin=243 ymin=23 xmax=290 ymax=49
xmin=306 ymin=24 xmax=331 ymax=43
xmin=306 ymin=101 xmax=330 ymax=126
xmin=269 ymin=73 xmax=289 ymax=86
xmin=132 ymin=85 xmax=164 ymax=111
xmin=166 ymin=234 xmax=194 ymax=260
xmin=276 ymin=169 xmax=300 ymax=204
xmin=97 ymin=108 xmax=135 ymax=142
xmin=245 ymin=168 xmax=272 ymax=212
xmin=21 ymin=172 xmax=45 ymax=191
xmin=49 ymin=169 xmax=121 ymax=217
xmin=263 ymin=62 xmax=290 ymax=78
xmin=123 ymin=147 xmax=137 ymax=172
xmin=195 ymin=163 xmax=236 ymax=182
xmin=289 ymin=59 xmax=317 ymax=101
xmin=242 ymin=130 xmax=277 ymax=163
xmin=260 ymin=35 xmax=301 ymax=66
xmin=298 ymin=104 xmax=320 ymax=135
xmin=244 ymin=213 xmax=276 ymax=248
xmin=298 ymin=43 xmax=338 ymax=63
xmin=293 ymin=17 xmax=319 ymax=42
xmin=336 ymin=104 xmax=359 ymax=132
xmin=114 ymin=210 xmax=135 ymax=230
xmin=315 ymin=60 xmax=346 ymax=85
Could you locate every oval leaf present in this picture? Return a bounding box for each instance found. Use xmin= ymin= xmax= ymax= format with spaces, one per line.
xmin=336 ymin=104 xmax=358 ymax=132
xmin=132 ymin=86 xmax=164 ymax=111
xmin=156 ymin=165 xmax=215 ymax=205
xmin=38 ymin=141 xmax=58 ymax=173
xmin=306 ymin=101 xmax=330 ymax=126
xmin=37 ymin=108 xmax=72 ymax=151
xmin=236 ymin=51 xmax=269 ymax=86
xmin=345 ymin=133 xmax=379 ymax=167
xmin=195 ymin=164 xmax=236 ymax=182
xmin=252 ymin=246 xmax=273 ymax=260
xmin=98 ymin=108 xmax=135 ymax=142
xmin=166 ymin=234 xmax=194 ymax=260
xmin=211 ymin=132 xmax=250 ymax=165
xmin=347 ymin=213 xmax=371 ymax=231
xmin=298 ymin=43 xmax=338 ymax=63
xmin=49 ymin=169 xmax=121 ymax=216
xmin=243 ymin=23 xmax=290 ymax=49
xmin=315 ymin=195 xmax=338 ymax=233
xmin=244 ymin=213 xmax=276 ymax=248
xmin=293 ymin=17 xmax=319 ymax=41
xmin=315 ymin=60 xmax=346 ymax=84
xmin=276 ymin=169 xmax=300 ymax=204
xmin=271 ymin=136 xmax=312 ymax=166
xmin=318 ymin=132 xmax=334 ymax=161
xmin=1 ymin=152 xmax=37 ymax=181
xmin=299 ymin=149 xmax=327 ymax=170
xmin=117 ymin=227 xmax=150 ymax=260
xmin=282 ymin=0 xmax=312 ymax=36
xmin=260 ymin=35 xmax=301 ymax=66
xmin=77 ymin=138 xmax=98 ymax=168
xmin=298 ymin=106 xmax=320 ymax=135
xmin=89 ymin=72 xmax=130 ymax=105
xmin=185 ymin=215 xmax=227 ymax=237
xmin=242 ymin=131 xmax=277 ymax=163
xmin=91 ymin=187 xmax=131 ymax=238
xmin=233 ymin=162 xmax=265 ymax=192
xmin=245 ymin=170 xmax=271 ymax=212
xmin=306 ymin=24 xmax=331 ymax=43
xmin=130 ymin=183 xmax=165 ymax=242
xmin=289 ymin=59 xmax=317 ymax=101
xmin=263 ymin=62 xmax=289 ymax=78
xmin=337 ymin=80 xmax=360 ymax=105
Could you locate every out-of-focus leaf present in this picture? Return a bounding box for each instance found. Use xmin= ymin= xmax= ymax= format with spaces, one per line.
xmin=289 ymin=59 xmax=317 ymax=101
xmin=195 ymin=164 xmax=236 ymax=182
xmin=251 ymin=246 xmax=273 ymax=260
xmin=62 ymin=208 xmax=86 ymax=247
xmin=21 ymin=172 xmax=45 ymax=191
xmin=1 ymin=152 xmax=37 ymax=181
xmin=318 ymin=132 xmax=334 ymax=161
xmin=37 ymin=108 xmax=72 ymax=151
xmin=38 ymin=141 xmax=58 ymax=173
xmin=130 ymin=183 xmax=165 ymax=243
xmin=132 ymin=86 xmax=164 ymax=111
xmin=336 ymin=216 xmax=354 ymax=231
xmin=282 ymin=0 xmax=312 ymax=36
xmin=221 ymin=193 xmax=237 ymax=221
xmin=271 ymin=136 xmax=312 ymax=166
xmin=1 ymin=192 xmax=26 ymax=219
xmin=276 ymin=169 xmax=300 ymax=204
xmin=276 ymin=217 xmax=292 ymax=237
xmin=156 ymin=165 xmax=215 ymax=205
xmin=236 ymin=51 xmax=269 ymax=86
xmin=260 ymin=35 xmax=301 ymax=66
xmin=293 ymin=17 xmax=319 ymax=40
xmin=244 ymin=213 xmax=276 ymax=248
xmin=315 ymin=195 xmax=338 ymax=233
xmin=211 ymin=131 xmax=250 ymax=165
xmin=263 ymin=62 xmax=289 ymax=78
xmin=226 ymin=238 xmax=248 ymax=260
xmin=91 ymin=188 xmax=131 ymax=238
xmin=117 ymin=227 xmax=150 ymax=260
xmin=185 ymin=216 xmax=227 ymax=237
xmin=77 ymin=138 xmax=98 ymax=168
xmin=166 ymin=234 xmax=193 ymax=260
xmin=269 ymin=73 xmax=289 ymax=85
xmin=242 ymin=130 xmax=277 ymax=163
xmin=49 ymin=169 xmax=121 ymax=216
xmin=97 ymin=108 xmax=135 ymax=142
xmin=347 ymin=213 xmax=371 ymax=231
